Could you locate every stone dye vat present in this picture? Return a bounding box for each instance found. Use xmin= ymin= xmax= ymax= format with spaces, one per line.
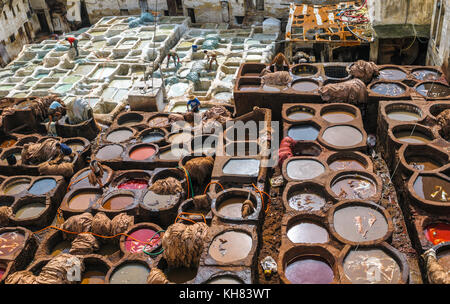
xmin=107 ymin=260 xmax=151 ymax=284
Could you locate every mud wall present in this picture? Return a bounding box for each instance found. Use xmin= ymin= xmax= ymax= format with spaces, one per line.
xmin=367 ymin=0 xmax=435 ymax=26
xmin=182 ymin=0 xmax=247 ymax=24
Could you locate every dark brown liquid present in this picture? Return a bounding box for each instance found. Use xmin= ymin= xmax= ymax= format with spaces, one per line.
xmin=413 ymin=176 xmax=449 ymax=202
xmin=208 ymin=231 xmax=252 ymax=263
xmin=165 ymin=267 xmax=197 ymax=283
xmin=407 ymin=156 xmax=441 ymax=171
xmin=68 ymin=192 xmax=98 ymax=210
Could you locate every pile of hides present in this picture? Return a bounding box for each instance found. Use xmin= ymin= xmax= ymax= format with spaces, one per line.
xmin=422 ymin=249 xmax=450 ymax=284
xmin=162 ymin=222 xmax=209 ymax=268
xmin=147 ymin=268 xmax=169 ymax=284
xmin=5 ymin=254 xmax=84 ymax=284
xmin=319 ymin=78 xmax=367 ymax=105
xmin=278 ymin=136 xmax=296 ymax=167
xmin=148 ymin=177 xmax=183 ymax=195
xmin=0 ymin=206 xmax=12 ymax=227
xmin=349 ymin=60 xmax=379 ymax=83
xmin=261 ymin=71 xmax=292 ymax=87
xmin=184 ymin=156 xmax=214 ymax=186
xmin=21 ymin=138 xmax=61 ymax=165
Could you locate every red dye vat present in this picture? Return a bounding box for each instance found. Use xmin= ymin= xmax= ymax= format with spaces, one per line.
xmin=129 ymin=146 xmax=156 ymax=160
xmin=118 ymin=179 xmax=148 ymax=190
xmin=425 ymin=223 xmax=450 ymax=245
xmin=125 ymin=229 xmax=161 ymax=253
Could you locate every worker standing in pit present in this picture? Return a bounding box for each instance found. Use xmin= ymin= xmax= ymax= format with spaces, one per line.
xmin=187 ymin=94 xmax=201 ymax=113
xmin=167 ymin=51 xmax=180 ymax=69
xmin=203 ymin=50 xmax=218 ymax=70
xmin=65 ymin=36 xmax=79 ymax=57
xmin=47 ymin=101 xmax=66 ymax=136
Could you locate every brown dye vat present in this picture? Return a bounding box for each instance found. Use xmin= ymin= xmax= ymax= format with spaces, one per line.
xmin=238 ymin=84 xmax=260 ymax=91
xmin=63 ymin=138 xmax=87 ymax=153
xmin=339 ymin=242 xmax=409 ymax=284
xmin=50 ymin=240 xmax=71 ymax=256
xmin=412 ymin=175 xmax=449 ymax=203
xmin=377 ymin=67 xmax=407 ymax=81
xmin=415 ymin=82 xmax=450 ymax=99
xmin=148 ymin=114 xmax=170 ymax=128
xmin=321 ymin=125 xmax=363 ymax=147
xmin=102 ymin=193 xmax=135 ymax=210
xmin=208 ymin=230 xmax=253 ymax=264
xmin=291 ymin=64 xmax=319 ymax=77
xmin=329 ymin=201 xmax=392 ymax=245
xmin=411 ymin=68 xmax=441 ymax=81
xmin=1 ymin=177 xmax=31 ymax=195
xmin=67 ymin=190 xmax=101 ymax=210
xmin=69 ymin=166 xmax=113 ymax=190
xmin=287 ymin=191 xmax=326 ymax=212
xmin=321 ymin=111 xmax=355 ymax=123
xmin=330 ymin=174 xmax=377 ymax=200
xmin=399 ymin=144 xmax=448 ymax=175
xmin=106 ymin=128 xmax=134 ymax=143
xmin=10 ymin=196 xmax=51 ymax=227
xmin=106 ymin=260 xmax=151 ymax=284
xmin=16 ymin=135 xmax=39 ymax=146
xmin=194 ymin=266 xmax=252 ymax=284
xmin=370 ymin=82 xmax=406 ymax=96
xmin=328 ymin=159 xmax=366 ymax=171
xmin=291 ymin=79 xmax=319 ymax=92
xmin=178 ymin=198 xmax=212 ymax=223
xmin=117 ymin=112 xmax=144 ymax=126
xmin=262 ymin=84 xmax=287 ymax=92
xmin=96 ymin=144 xmax=124 ymax=160
xmin=140 ymin=188 xmax=182 ymax=227
xmin=394 ymin=131 xmax=432 ymax=144
xmin=323 ymin=65 xmax=350 ymax=81
xmin=165 ymin=267 xmax=198 ymax=284
xmin=285 ymin=158 xmax=326 ymax=181
xmin=212 ymin=188 xmax=260 ymax=222
xmin=285 ymin=105 xmax=315 ymax=121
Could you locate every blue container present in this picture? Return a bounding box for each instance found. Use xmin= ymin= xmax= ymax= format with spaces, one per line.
xmin=192 ymin=45 xmax=198 ymax=52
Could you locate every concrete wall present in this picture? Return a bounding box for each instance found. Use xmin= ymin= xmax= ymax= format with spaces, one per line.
xmin=426 ymin=0 xmax=450 ymax=80
xmin=0 ymin=0 xmax=39 ymax=65
xmin=367 ymin=0 xmax=435 ymax=26
xmin=182 ymin=0 xmax=248 ymax=24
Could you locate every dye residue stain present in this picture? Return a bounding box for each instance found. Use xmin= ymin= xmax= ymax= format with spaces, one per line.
xmin=208 ymin=231 xmax=252 ymax=263
xmin=0 ymin=265 xmax=5 ymax=280
xmin=331 ymin=175 xmax=376 ymax=200
xmin=129 ymin=146 xmax=156 ymax=160
xmin=217 ymin=197 xmax=247 ymax=218
xmin=287 ymin=125 xmax=319 ymax=141
xmin=0 ymin=231 xmax=25 ymax=258
xmin=28 ymin=178 xmax=57 ymax=195
xmin=413 ymin=176 xmax=449 ymax=202
xmin=285 ymin=256 xmax=334 ymax=284
xmin=344 ymin=248 xmax=401 ymax=284
xmin=287 ymin=221 xmax=329 ymax=244
xmin=288 ymin=192 xmax=325 ymax=212
xmin=329 ymin=159 xmax=365 ymax=171
xmin=333 ymin=206 xmax=388 ymax=243
xmin=109 ymin=263 xmax=150 ymax=284
xmin=286 ymin=159 xmax=325 ymax=180
xmin=14 ymin=203 xmax=46 ymax=219
xmin=102 ymin=195 xmax=134 ymax=210
xmin=118 ymin=179 xmax=148 ymax=190
xmin=424 ymin=223 xmax=450 ymax=245
xmin=124 ymin=229 xmax=160 ymax=254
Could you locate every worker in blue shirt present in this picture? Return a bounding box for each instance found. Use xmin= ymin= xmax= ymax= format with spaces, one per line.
xmin=47 ymin=101 xmax=66 ymax=135
xmin=187 ymin=94 xmax=201 ymax=113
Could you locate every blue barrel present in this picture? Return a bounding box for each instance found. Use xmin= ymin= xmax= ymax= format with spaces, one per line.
xmin=192 ymin=44 xmax=198 ymax=52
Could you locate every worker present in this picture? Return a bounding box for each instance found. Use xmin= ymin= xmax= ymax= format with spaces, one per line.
xmin=47 ymin=101 xmax=66 ymax=135
xmin=187 ymin=94 xmax=201 ymax=113
xmin=65 ymin=36 xmax=79 ymax=57
xmin=88 ymin=160 xmax=104 ymax=188
xmin=167 ymin=51 xmax=180 ymax=68
xmin=57 ymin=143 xmax=73 ymax=157
xmin=203 ymin=50 xmax=218 ymax=70
xmin=270 ymin=52 xmax=290 ymax=72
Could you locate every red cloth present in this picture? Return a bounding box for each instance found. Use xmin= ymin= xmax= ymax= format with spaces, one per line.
xmin=67 ymin=37 xmax=76 ymax=44
xmin=278 ymin=137 xmax=295 ymax=168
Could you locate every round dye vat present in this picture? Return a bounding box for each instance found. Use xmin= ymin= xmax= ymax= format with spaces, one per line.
xmin=125 ymin=229 xmax=160 ymax=253
xmin=262 ymin=85 xmax=285 ymax=92
xmin=207 ymin=276 xmax=242 ymax=284
xmin=50 ymin=240 xmax=71 ymax=256
xmin=0 ymin=231 xmax=25 ymax=257
xmin=67 ymin=143 xmax=84 ymax=152
xmin=222 ymin=159 xmax=260 ymax=177
xmin=217 ymin=197 xmax=247 ymax=218
xmin=412 ymin=69 xmax=440 ymax=80
xmin=387 ymin=110 xmax=421 ymax=121
xmin=329 ymin=159 xmax=366 ymax=171
xmin=322 ymin=111 xmax=355 ymax=123
xmin=28 ymin=178 xmax=57 ymax=195
xmin=287 ymin=110 xmax=314 ymax=121
xmin=168 ymin=132 xmax=193 ymax=144
xmin=97 ymin=243 xmax=118 ymax=256
xmin=102 ymin=194 xmax=134 ymax=210
xmin=292 ymin=80 xmax=319 ymax=92
xmin=425 ymin=223 xmax=450 ymax=245
xmin=344 ymin=248 xmax=401 ymax=284
xmin=118 ymin=179 xmax=148 ymax=190
xmin=287 ymin=125 xmax=319 ymax=141
xmin=109 ymin=262 xmax=150 ymax=284
xmin=159 ymin=148 xmax=189 ymax=160
xmin=394 ymin=131 xmax=432 ymax=144
xmin=96 ymin=144 xmax=123 ymax=160
xmin=407 ymin=156 xmax=441 ymax=171
xmin=148 ymin=116 xmax=169 ymax=128
xmin=14 ymin=202 xmax=46 ymax=219
xmin=81 ymin=268 xmax=106 ymax=284
xmin=129 ymin=146 xmax=156 ymax=160
xmin=143 ymin=191 xmax=178 ymax=209
xmin=322 ymin=126 xmax=363 ymax=147
xmin=333 ymin=205 xmax=388 ymax=243
xmin=331 ymin=175 xmax=377 ymax=200
xmin=287 ymin=221 xmax=329 ymax=243
xmin=68 ymin=191 xmax=98 ymax=210
xmin=288 ymin=192 xmax=326 ymax=212
xmin=285 ymin=256 xmax=334 ymax=284
xmin=165 ymin=267 xmax=198 ymax=283
xmin=413 ymin=176 xmax=449 ymax=202
xmin=378 ymin=68 xmax=406 ymax=80
xmin=208 ymin=231 xmax=252 ymax=263
xmin=286 ymin=159 xmax=325 ymax=180
xmin=141 ymin=132 xmax=164 ymax=143
xmin=106 ymin=129 xmax=133 ymax=143
xmin=3 ymin=179 xmax=30 ymax=195
xmin=0 ymin=138 xmax=16 ymax=148
xmin=71 ymin=170 xmax=110 ymax=188
xmin=238 ymin=85 xmax=260 ymax=91
xmin=416 ymin=83 xmax=450 ymax=98
xmin=371 ymin=83 xmax=405 ymax=96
